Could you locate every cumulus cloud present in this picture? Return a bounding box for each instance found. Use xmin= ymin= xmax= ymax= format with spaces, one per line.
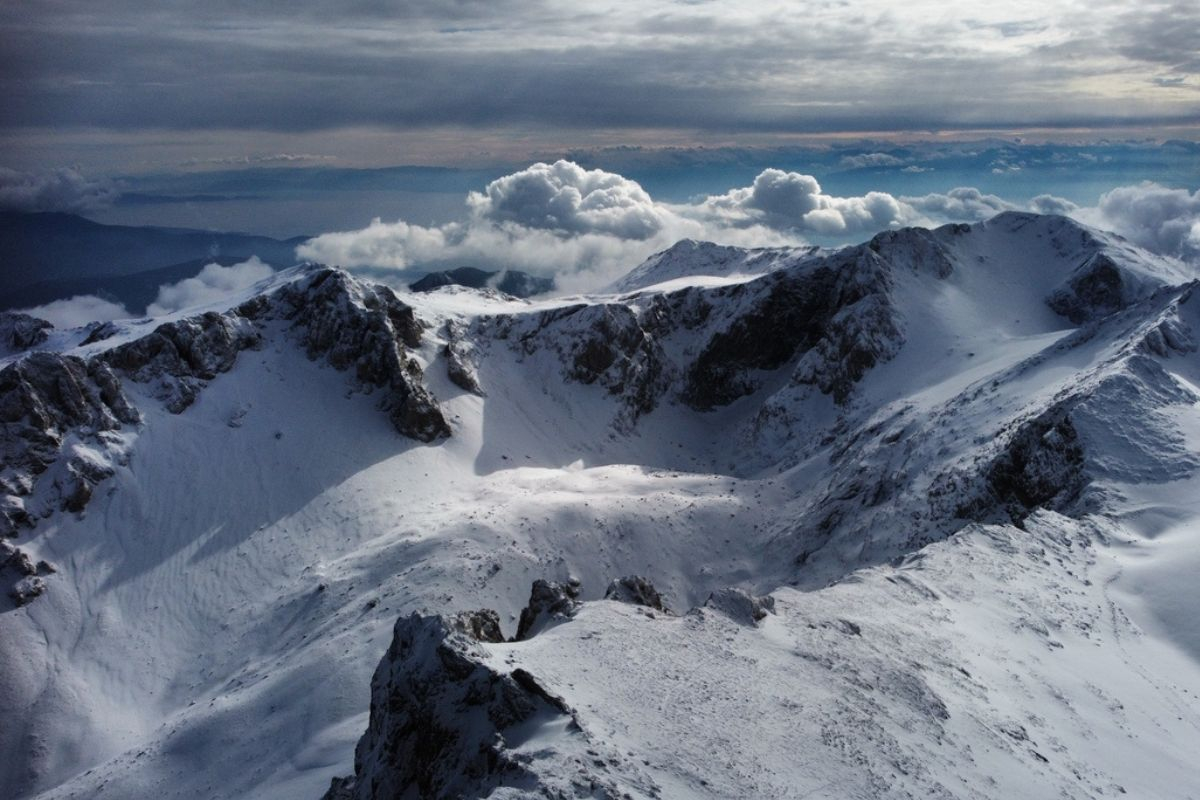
xmin=1029 ymin=194 xmax=1079 ymax=216
xmin=0 ymin=167 xmax=118 ymax=213
xmin=691 ymin=169 xmax=915 ymax=235
xmin=147 ymin=257 xmax=275 ymax=316
xmin=1077 ymin=183 xmax=1200 ymax=261
xmin=18 ymin=295 xmax=130 ymax=329
xmin=300 ymin=161 xmax=803 ymax=290
xmin=466 ymin=160 xmax=666 ymax=239
xmin=297 ymin=160 xmax=1200 ymax=293
xmin=902 ymin=187 xmax=1017 ymax=221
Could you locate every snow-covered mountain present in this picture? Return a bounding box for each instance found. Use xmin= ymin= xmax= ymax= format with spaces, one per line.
xmin=3 ymin=212 xmax=1200 ymax=799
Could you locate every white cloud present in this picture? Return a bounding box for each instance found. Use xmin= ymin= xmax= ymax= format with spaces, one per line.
xmin=690 ymin=169 xmax=916 ymax=235
xmin=299 ymin=162 xmax=804 ymax=291
xmin=147 ymin=257 xmax=276 ymax=316
xmin=296 ymin=161 xmax=1200 ymax=293
xmin=1029 ymin=194 xmax=1079 ymax=216
xmin=466 ymin=160 xmax=667 ymax=239
xmin=18 ymin=295 xmax=130 ymax=329
xmin=0 ymin=167 xmax=118 ymax=213
xmin=901 ymin=187 xmax=1017 ymax=221
xmin=1075 ymin=183 xmax=1200 ymax=261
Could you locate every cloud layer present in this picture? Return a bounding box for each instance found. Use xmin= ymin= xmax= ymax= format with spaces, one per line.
xmin=298 ymin=160 xmax=1200 ymax=292
xmin=17 ymin=295 xmax=130 ymax=329
xmin=147 ymin=257 xmax=275 ymax=316
xmin=0 ymin=167 xmax=117 ymax=213
xmin=2 ymin=0 xmax=1196 ymax=144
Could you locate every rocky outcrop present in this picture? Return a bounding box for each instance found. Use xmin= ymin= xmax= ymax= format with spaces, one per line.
xmin=321 ymin=610 xmax=571 ymax=800
xmin=514 ymin=577 xmax=582 ymax=641
xmin=0 ymin=312 xmax=52 ymax=356
xmin=103 ymin=312 xmax=262 ymax=413
xmin=1 ymin=539 xmax=54 ymax=607
xmin=265 ymin=269 xmax=450 ymax=441
xmin=410 ymin=266 xmax=554 ymax=298
xmin=1048 ymin=253 xmax=1132 ymax=324
xmin=96 ymin=268 xmax=449 ymax=441
xmin=683 ymin=248 xmax=903 ymax=409
xmin=703 ymin=587 xmax=776 ymax=626
xmin=0 ymin=352 xmax=140 ymax=536
xmin=492 ymin=302 xmax=672 ymax=427
xmin=604 ymin=575 xmax=667 ymax=612
xmin=443 ymin=320 xmax=483 ymax=395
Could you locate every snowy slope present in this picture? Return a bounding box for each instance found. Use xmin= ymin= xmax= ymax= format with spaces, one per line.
xmin=2 ymin=214 xmax=1200 ymax=800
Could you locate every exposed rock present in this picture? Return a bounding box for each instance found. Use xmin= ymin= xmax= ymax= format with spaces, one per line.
xmin=410 ymin=266 xmax=554 ymax=298
xmin=704 ymin=587 xmax=776 ymax=626
xmin=449 ymin=608 xmax=505 ymax=643
xmin=0 ymin=352 xmax=139 ymax=536
xmin=443 ymin=320 xmax=483 ymax=395
xmin=0 ymin=312 xmax=52 ymax=356
xmin=949 ymin=405 xmax=1087 ymax=527
xmin=868 ymin=226 xmax=956 ymax=279
xmin=270 ymin=270 xmax=450 ymax=442
xmin=321 ymin=611 xmax=568 ymax=800
xmin=2 ymin=539 xmax=51 ymax=607
xmin=604 ymin=575 xmax=667 ymax=612
xmin=79 ymin=321 xmax=121 ymax=346
xmin=501 ymin=302 xmax=671 ymax=427
xmin=684 ymin=248 xmax=903 ymax=409
xmin=103 ymin=312 xmax=262 ymax=413
xmin=514 ymin=578 xmax=582 ymax=641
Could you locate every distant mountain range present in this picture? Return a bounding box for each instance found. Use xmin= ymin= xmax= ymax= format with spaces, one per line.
xmin=0 ymin=211 xmax=306 ymax=309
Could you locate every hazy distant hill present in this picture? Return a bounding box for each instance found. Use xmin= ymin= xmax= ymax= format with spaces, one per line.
xmin=0 ymin=211 xmax=306 ymax=306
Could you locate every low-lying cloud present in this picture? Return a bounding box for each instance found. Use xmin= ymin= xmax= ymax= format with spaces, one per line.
xmin=18 ymin=295 xmax=130 ymax=329
xmin=0 ymin=167 xmax=118 ymax=213
xmin=17 ymin=257 xmax=279 ymax=326
xmin=147 ymin=257 xmax=275 ymax=316
xmin=297 ymin=160 xmax=1200 ymax=292
xmin=1082 ymin=183 xmax=1200 ymax=261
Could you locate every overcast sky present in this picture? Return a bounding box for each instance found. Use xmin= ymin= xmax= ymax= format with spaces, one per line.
xmin=2 ymin=0 xmax=1198 ymax=171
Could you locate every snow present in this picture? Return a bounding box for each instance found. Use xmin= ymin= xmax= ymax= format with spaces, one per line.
xmin=3 ymin=213 xmax=1200 ymax=799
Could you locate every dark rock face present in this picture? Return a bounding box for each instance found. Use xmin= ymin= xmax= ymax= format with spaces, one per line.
xmin=443 ymin=320 xmax=484 ymax=395
xmin=604 ymin=575 xmax=667 ymax=612
xmin=0 ymin=312 xmax=52 ymax=356
xmin=270 ymin=270 xmax=450 ymax=442
xmin=0 ymin=352 xmax=140 ymax=536
xmin=868 ymin=227 xmax=956 ymax=279
xmin=514 ymin=578 xmax=582 ymax=641
xmin=99 ymin=268 xmax=449 ymax=441
xmin=410 ymin=266 xmax=554 ymax=298
xmin=321 ymin=610 xmax=566 ymax=800
xmin=684 ymin=249 xmax=903 ymax=408
xmin=496 ymin=302 xmax=671 ymax=426
xmin=704 ymin=587 xmax=776 ymax=626
xmin=103 ymin=313 xmax=262 ymax=413
xmin=949 ymin=405 xmax=1087 ymax=527
xmin=1048 ymin=253 xmax=1129 ymax=324
xmin=2 ymin=539 xmax=54 ymax=607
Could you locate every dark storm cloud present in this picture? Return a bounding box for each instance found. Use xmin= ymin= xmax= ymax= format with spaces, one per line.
xmin=1 ymin=0 xmax=1197 ymax=142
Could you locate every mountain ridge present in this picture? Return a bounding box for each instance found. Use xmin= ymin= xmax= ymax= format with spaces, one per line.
xmin=2 ymin=213 xmax=1199 ymax=800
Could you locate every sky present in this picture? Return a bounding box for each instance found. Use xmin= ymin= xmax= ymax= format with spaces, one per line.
xmin=2 ymin=0 xmax=1198 ymax=171
xmin=1 ymin=0 xmax=1198 ymax=297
